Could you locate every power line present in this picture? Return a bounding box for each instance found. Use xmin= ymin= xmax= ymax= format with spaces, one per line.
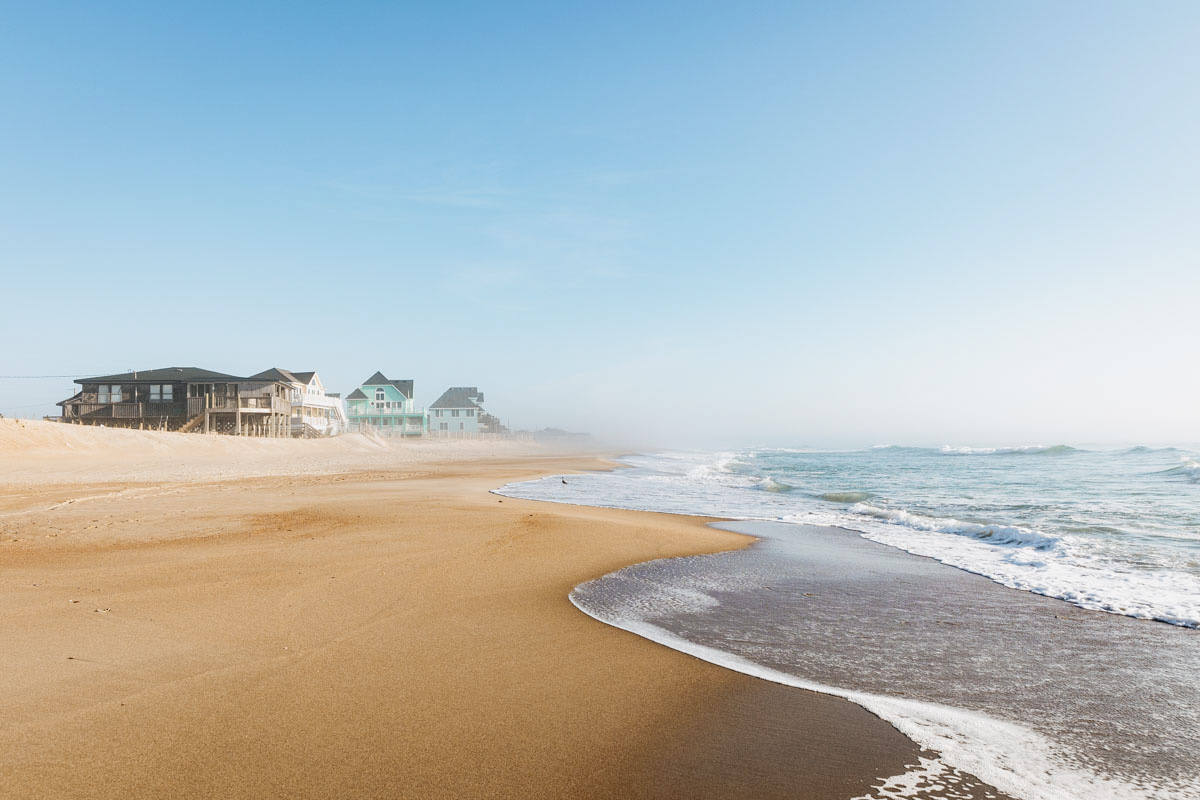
xmin=0 ymin=374 xmax=100 ymax=379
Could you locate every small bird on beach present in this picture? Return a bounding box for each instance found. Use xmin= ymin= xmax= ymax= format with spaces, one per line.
xmin=561 ymin=477 xmax=568 ymax=485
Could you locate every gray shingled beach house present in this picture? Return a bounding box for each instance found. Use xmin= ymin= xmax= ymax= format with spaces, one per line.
xmin=58 ymin=367 xmax=293 ymax=436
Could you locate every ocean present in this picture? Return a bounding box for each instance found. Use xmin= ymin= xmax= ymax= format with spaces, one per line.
xmin=497 ymin=446 xmax=1200 ymax=800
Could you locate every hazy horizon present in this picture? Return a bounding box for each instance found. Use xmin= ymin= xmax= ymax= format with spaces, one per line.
xmin=3 ymin=2 xmax=1198 ymax=447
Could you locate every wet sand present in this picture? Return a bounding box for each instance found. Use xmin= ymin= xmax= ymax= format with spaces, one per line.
xmin=0 ymin=427 xmax=981 ymax=798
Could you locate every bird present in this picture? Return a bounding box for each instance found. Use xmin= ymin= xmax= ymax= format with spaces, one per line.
xmin=561 ymin=477 xmax=568 ymax=485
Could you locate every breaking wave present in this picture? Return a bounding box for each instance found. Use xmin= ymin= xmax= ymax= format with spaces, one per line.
xmin=1170 ymin=457 xmax=1200 ymax=483
xmin=849 ymin=503 xmax=1060 ymax=550
xmin=938 ymin=444 xmax=1079 ymax=456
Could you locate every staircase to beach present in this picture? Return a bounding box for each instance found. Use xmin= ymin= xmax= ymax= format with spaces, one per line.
xmin=296 ymin=422 xmax=322 ymax=439
xmin=177 ymin=413 xmax=206 ymax=434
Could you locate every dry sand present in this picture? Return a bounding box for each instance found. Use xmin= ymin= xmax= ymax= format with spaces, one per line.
xmin=0 ymin=421 xmax=935 ymax=799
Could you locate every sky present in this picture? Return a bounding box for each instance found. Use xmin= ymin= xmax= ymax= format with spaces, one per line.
xmin=1 ymin=1 xmax=1198 ymax=447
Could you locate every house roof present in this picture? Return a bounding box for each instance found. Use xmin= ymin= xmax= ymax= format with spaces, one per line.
xmin=360 ymin=371 xmax=414 ymax=400
xmin=247 ymin=367 xmax=300 ymax=384
xmin=363 ymin=370 xmax=391 ymax=386
xmin=346 ymin=389 xmax=368 ymax=400
xmin=76 ymin=367 xmax=240 ymax=384
xmin=248 ymin=368 xmax=322 ymax=386
xmin=429 ymin=386 xmax=485 ymax=409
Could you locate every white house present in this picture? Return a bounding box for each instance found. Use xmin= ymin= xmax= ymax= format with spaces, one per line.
xmin=248 ymin=368 xmax=348 ymax=437
xmin=427 ymin=386 xmax=505 ymax=437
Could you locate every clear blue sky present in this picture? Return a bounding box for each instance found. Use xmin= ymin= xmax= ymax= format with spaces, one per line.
xmin=2 ymin=2 xmax=1198 ymax=446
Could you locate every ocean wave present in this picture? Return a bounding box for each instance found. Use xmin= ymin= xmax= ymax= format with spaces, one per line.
xmin=685 ymin=452 xmax=740 ymax=481
xmin=755 ymin=477 xmax=794 ymax=493
xmin=939 ymin=444 xmax=1078 ymax=456
xmin=812 ymin=504 xmax=1200 ymax=627
xmin=1155 ymin=457 xmax=1200 ymax=483
xmin=849 ymin=503 xmax=1060 ymax=550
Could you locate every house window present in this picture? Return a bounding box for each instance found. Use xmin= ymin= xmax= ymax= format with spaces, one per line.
xmin=439 ymin=422 xmax=448 ymax=431
xmin=375 ymin=388 xmax=386 ymax=402
xmin=451 ymin=409 xmax=460 ymax=417
xmin=466 ymin=409 xmax=474 ymax=417
xmin=435 ymin=410 xmax=443 ymax=417
xmin=459 ymin=422 xmax=464 ymax=430
xmin=149 ymin=384 xmax=174 ymax=402
xmin=98 ymin=384 xmax=123 ymax=403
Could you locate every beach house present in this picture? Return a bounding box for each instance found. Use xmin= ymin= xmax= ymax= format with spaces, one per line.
xmin=248 ymin=368 xmax=348 ymax=437
xmin=344 ymin=371 xmax=427 ymax=437
xmin=428 ymin=386 xmax=505 ymax=437
xmin=58 ymin=367 xmax=293 ymax=436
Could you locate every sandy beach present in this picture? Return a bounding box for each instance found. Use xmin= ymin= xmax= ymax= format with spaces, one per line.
xmin=2 ymin=420 xmax=956 ymax=799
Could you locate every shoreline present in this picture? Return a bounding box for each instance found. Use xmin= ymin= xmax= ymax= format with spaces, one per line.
xmin=0 ymin=432 xmax=955 ymax=799
xmin=567 ymin=517 xmax=1199 ymax=800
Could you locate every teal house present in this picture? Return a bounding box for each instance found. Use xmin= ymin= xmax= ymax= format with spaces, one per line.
xmin=344 ymin=371 xmax=427 ymax=437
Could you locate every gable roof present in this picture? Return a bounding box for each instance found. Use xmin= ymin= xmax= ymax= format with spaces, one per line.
xmin=346 ymin=388 xmax=368 ymax=400
xmin=247 ymin=367 xmax=300 ymax=384
xmin=76 ymin=367 xmax=240 ymax=384
xmin=363 ymin=370 xmax=391 ymax=386
xmin=429 ymin=386 xmax=485 ymax=409
xmin=359 ymin=370 xmax=414 ymax=400
xmin=290 ymin=371 xmax=316 ymax=385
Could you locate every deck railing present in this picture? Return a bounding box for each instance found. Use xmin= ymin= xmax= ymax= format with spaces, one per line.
xmin=68 ymin=395 xmax=288 ymax=420
xmin=70 ymin=402 xmax=189 ymax=419
xmin=204 ymin=395 xmax=289 ymax=413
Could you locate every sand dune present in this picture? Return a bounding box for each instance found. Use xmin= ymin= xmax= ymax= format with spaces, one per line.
xmin=0 ymin=418 xmax=544 ymax=487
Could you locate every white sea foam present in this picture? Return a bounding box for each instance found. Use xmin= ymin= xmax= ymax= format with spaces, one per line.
xmin=569 ymin=585 xmax=1156 ymax=800
xmin=825 ymin=511 xmax=1200 ymax=628
xmin=848 ymin=503 xmax=1060 ymax=549
xmin=851 ymin=757 xmax=967 ymax=800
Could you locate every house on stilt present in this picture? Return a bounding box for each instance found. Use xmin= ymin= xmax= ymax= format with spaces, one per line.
xmin=58 ymin=367 xmax=293 ymax=437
